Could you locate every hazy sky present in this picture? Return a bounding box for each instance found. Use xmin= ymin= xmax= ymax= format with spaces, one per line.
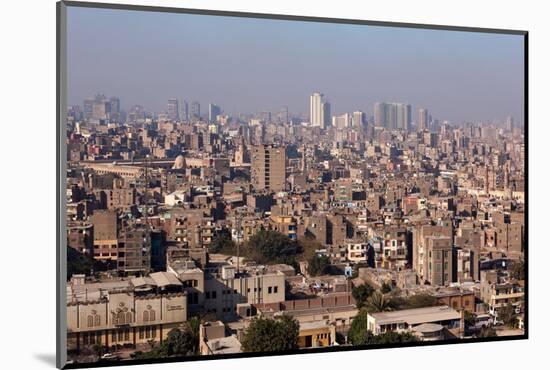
xmin=67 ymin=6 xmax=524 ymax=124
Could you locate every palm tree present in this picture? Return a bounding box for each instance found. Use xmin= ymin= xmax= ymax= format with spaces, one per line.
xmin=365 ymin=291 xmax=392 ymax=313
xmin=185 ymin=316 xmax=201 ymax=355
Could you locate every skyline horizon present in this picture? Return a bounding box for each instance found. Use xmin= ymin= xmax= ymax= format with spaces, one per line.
xmin=68 ymin=7 xmax=525 ymax=125
xmin=72 ymin=92 xmax=522 ymax=126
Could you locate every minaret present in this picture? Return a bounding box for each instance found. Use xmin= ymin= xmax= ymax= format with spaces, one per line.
xmin=505 ymin=162 xmax=513 ymax=199
xmin=484 ymin=165 xmax=490 ymax=195
xmin=301 ymin=147 xmax=307 ymax=173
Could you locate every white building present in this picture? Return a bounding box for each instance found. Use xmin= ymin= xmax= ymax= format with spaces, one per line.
xmin=310 ymin=92 xmax=330 ymax=129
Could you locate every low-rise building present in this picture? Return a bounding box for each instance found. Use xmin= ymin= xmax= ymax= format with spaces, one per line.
xmin=366 ymin=306 xmax=462 ymax=337
xmin=66 ymin=273 xmax=187 ymax=354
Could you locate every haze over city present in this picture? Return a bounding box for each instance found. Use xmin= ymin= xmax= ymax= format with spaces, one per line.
xmin=67 ymin=7 xmax=524 ymax=124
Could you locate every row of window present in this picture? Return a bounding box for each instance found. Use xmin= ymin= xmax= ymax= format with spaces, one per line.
xmin=87 ymin=314 xmax=101 ymax=328
xmin=82 ymin=331 xmax=102 ymax=345
xmin=205 ymin=285 xmax=280 ymax=299
xmin=82 ymin=326 xmax=160 ymax=345
xmin=316 ymin=333 xmax=330 ymax=340
xmin=113 ymin=328 xmax=131 ymax=342
xmin=143 ymin=309 xmax=156 ymax=322
xmin=138 ymin=326 xmax=157 ymax=340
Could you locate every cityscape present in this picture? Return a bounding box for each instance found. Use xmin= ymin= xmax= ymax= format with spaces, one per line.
xmin=64 ymin=7 xmax=525 ymax=366
xmin=65 ymin=91 xmax=525 ymax=364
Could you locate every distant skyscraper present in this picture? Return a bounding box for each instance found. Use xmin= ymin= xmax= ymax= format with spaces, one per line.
xmin=167 ymin=98 xmax=179 ymax=121
xmin=374 ymin=102 xmax=411 ymax=130
xmin=83 ymin=98 xmax=94 ymax=120
xmin=322 ymin=101 xmax=331 ymax=129
xmin=109 ymin=97 xmax=120 ymax=113
xmin=332 ymin=113 xmax=351 ymax=129
xmin=374 ymin=102 xmax=385 ymax=128
xmin=352 ymin=111 xmax=365 ymax=129
xmin=278 ymin=106 xmax=289 ymax=124
xmin=418 ymin=108 xmax=429 ymax=131
xmin=92 ymin=94 xmax=110 ymax=120
xmin=396 ymin=103 xmax=411 ymax=131
xmin=506 ymin=116 xmax=514 ymax=132
xmin=180 ymin=100 xmax=189 ymax=121
xmin=208 ymin=103 xmax=221 ymax=123
xmin=258 ymin=111 xmax=272 ymax=123
xmin=191 ymin=101 xmax=201 ymax=120
xmin=310 ymin=92 xmax=330 ymax=129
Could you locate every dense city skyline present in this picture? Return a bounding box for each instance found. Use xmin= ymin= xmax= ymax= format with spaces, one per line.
xmin=67 ymin=7 xmax=524 ymax=124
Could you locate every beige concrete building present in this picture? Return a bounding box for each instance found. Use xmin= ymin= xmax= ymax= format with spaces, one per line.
xmin=168 ymin=258 xmax=286 ymax=320
xmin=199 ymin=321 xmax=242 ymax=355
xmin=366 ymin=306 xmax=462 ymax=337
xmin=66 ymin=273 xmax=187 ymax=354
xmin=91 ymin=210 xmax=118 ymax=261
xmin=251 ymin=145 xmax=286 ymax=192
xmin=297 ymin=321 xmax=337 ymax=348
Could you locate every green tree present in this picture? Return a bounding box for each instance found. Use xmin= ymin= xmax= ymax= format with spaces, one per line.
xmin=380 ymin=282 xmax=392 ymax=294
xmin=307 ymin=255 xmax=331 ymax=276
xmin=245 ymin=230 xmax=298 ymax=264
xmin=510 ymin=260 xmax=525 ymax=280
xmin=241 ymin=315 xmax=300 ymax=352
xmin=184 ymin=316 xmax=201 ymax=355
xmin=162 ymin=328 xmax=197 ymax=356
xmin=136 ymin=318 xmax=201 ymax=359
xmin=365 ymin=291 xmax=392 ymax=313
xmin=479 ymin=325 xmax=497 ymax=338
xmin=348 ymin=309 xmax=374 ymax=345
xmin=67 ymin=246 xmax=115 ymax=279
xmin=298 ymin=237 xmax=324 ymax=261
xmin=402 ymin=294 xmax=439 ymax=309
xmin=92 ymin=343 xmax=104 ymax=359
xmin=352 ymin=284 xmax=375 ymax=309
xmin=500 ymin=303 xmax=518 ymax=328
xmin=209 ymin=229 xmax=236 ymax=254
xmin=463 ymin=311 xmax=476 ymax=329
xmin=370 ymin=331 xmax=418 ymax=344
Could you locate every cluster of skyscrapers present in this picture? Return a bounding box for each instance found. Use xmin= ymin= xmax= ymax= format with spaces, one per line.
xmin=309 ymin=92 xmax=433 ymax=132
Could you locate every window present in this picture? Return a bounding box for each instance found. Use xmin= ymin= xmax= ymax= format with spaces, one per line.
xmin=139 ymin=327 xmax=144 ymax=339
xmin=274 ymin=286 xmax=278 ymax=294
xmin=87 ymin=315 xmax=94 ymax=328
xmin=117 ymin=312 xmax=126 ymax=325
xmin=212 ymin=291 xmax=217 ymax=299
xmin=206 ymin=291 xmax=211 ymax=299
xmin=149 ymin=310 xmax=155 ymax=321
xmin=143 ymin=310 xmax=149 ymax=322
xmin=268 ymin=287 xmax=272 ymax=294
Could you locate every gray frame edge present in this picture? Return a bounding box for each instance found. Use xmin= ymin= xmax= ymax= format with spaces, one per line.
xmin=57 ymin=1 xmax=68 ymax=368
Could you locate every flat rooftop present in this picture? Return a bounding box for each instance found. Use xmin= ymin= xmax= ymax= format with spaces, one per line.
xmin=207 ymin=335 xmax=242 ymax=355
xmin=369 ymin=306 xmax=461 ymax=326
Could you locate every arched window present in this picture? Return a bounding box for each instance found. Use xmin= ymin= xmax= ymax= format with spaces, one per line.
xmin=117 ymin=312 xmax=126 ymax=325
xmin=87 ymin=315 xmax=94 ymax=327
xmin=125 ymin=312 xmax=132 ymax=324
xmin=143 ymin=310 xmax=149 ymax=322
xmin=149 ymin=310 xmax=156 ymax=322
xmin=94 ymin=314 xmax=100 ymax=326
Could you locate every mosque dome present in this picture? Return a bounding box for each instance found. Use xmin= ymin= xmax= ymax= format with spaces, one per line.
xmin=172 ymin=155 xmax=185 ymax=169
